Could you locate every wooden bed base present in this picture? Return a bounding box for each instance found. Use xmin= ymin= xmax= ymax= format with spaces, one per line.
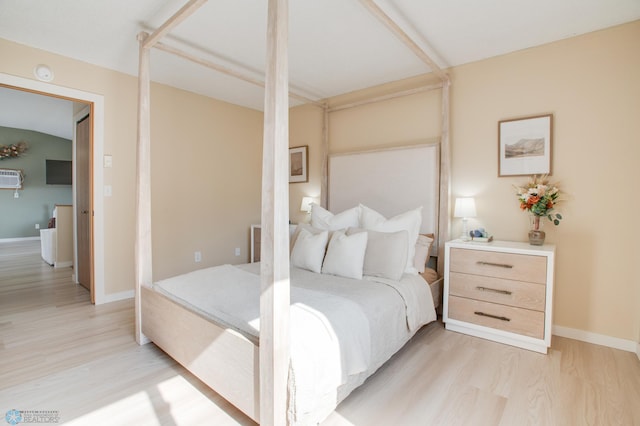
xmin=141 ymin=285 xmax=260 ymax=423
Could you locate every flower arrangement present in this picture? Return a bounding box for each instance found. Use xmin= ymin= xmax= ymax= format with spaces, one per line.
xmin=0 ymin=141 xmax=28 ymax=160
xmin=514 ymin=175 xmax=562 ymax=227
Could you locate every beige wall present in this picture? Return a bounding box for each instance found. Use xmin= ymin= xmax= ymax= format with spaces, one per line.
xmin=150 ymin=84 xmax=263 ymax=280
xmin=450 ymin=21 xmax=640 ymax=342
xmin=328 ymin=75 xmax=442 ymax=154
xmin=0 ymin=38 xmax=264 ymax=295
xmin=305 ymin=21 xmax=639 ymax=342
xmin=288 ymin=104 xmax=324 ymax=225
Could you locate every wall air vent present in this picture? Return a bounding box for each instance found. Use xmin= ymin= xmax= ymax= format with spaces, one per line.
xmin=0 ymin=169 xmax=23 ymax=189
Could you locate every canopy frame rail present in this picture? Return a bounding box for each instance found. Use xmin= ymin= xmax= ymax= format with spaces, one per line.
xmin=152 ymin=39 xmax=325 ymax=108
xmin=327 ymin=82 xmax=443 ymax=112
xmin=358 ymin=0 xmax=448 ymax=82
xmin=143 ymin=0 xmax=209 ymax=50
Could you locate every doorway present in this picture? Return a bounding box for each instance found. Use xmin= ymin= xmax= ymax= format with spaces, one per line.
xmin=0 ymin=72 xmax=106 ymax=304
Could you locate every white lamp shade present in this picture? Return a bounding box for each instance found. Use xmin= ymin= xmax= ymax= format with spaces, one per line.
xmin=454 ymin=197 xmax=477 ymax=218
xmin=300 ymin=196 xmax=315 ymax=213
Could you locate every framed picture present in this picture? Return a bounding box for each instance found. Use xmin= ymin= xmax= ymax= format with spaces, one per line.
xmin=289 ymin=145 xmax=308 ymax=183
xmin=498 ymin=114 xmax=553 ymax=177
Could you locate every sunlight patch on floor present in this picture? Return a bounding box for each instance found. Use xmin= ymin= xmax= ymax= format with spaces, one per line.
xmin=64 ymin=390 xmax=160 ymax=426
xmin=63 ymin=374 xmax=249 ymax=426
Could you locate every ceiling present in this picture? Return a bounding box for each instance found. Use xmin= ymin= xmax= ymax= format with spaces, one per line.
xmin=0 ymin=86 xmax=74 ymax=140
xmin=1 ymin=0 xmax=639 ymax=114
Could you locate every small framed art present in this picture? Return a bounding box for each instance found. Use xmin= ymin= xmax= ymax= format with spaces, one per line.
xmin=289 ymin=145 xmax=308 ymax=183
xmin=498 ymin=114 xmax=553 ymax=177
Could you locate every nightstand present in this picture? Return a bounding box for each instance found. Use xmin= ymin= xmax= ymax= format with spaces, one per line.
xmin=443 ymin=240 xmax=555 ymax=354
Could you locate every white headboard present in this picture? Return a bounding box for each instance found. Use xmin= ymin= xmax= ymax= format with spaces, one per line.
xmin=328 ymin=144 xmax=440 ymax=247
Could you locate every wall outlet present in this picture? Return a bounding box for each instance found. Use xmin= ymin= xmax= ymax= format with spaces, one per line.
xmin=194 ymin=251 xmax=202 ymax=262
xmin=235 ymin=247 xmax=241 ymax=256
xmin=35 ymin=223 xmax=40 ymax=230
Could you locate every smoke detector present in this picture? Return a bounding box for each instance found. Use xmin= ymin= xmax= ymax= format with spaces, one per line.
xmin=33 ymin=64 xmax=54 ymax=82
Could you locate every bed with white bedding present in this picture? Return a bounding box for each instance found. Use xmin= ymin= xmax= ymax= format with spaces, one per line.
xmin=150 ymin=261 xmax=436 ymax=425
xmin=137 ymin=174 xmax=443 ymax=415
xmin=142 ymin=199 xmax=442 ymax=424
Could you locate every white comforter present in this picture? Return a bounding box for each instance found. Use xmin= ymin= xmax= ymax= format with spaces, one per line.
xmin=154 ymin=263 xmax=436 ymax=425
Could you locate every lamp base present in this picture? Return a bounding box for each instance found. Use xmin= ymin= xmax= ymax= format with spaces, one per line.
xmin=460 ymin=218 xmax=470 ymax=241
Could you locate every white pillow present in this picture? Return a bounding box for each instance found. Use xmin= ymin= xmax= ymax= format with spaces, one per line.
xmin=359 ymin=204 xmax=422 ymax=274
xmin=290 ymin=223 xmax=325 ymax=253
xmin=347 ymin=228 xmax=408 ymax=281
xmin=310 ymin=203 xmax=360 ymax=231
xmin=321 ymin=229 xmax=368 ymax=280
xmin=414 ymin=234 xmax=434 ymax=273
xmin=290 ymin=228 xmax=328 ymax=273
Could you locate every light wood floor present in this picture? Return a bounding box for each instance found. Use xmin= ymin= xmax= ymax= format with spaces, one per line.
xmin=1 ymin=240 xmax=639 ymax=425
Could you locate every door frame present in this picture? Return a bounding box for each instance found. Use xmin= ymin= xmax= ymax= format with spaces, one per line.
xmin=0 ymin=72 xmax=107 ymax=304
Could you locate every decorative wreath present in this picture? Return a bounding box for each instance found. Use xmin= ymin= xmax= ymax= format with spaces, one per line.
xmin=0 ymin=141 xmax=28 ymax=160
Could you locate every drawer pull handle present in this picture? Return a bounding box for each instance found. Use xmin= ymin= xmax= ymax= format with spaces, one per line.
xmin=477 ymin=261 xmax=513 ymax=269
xmin=474 ymin=311 xmax=511 ymax=322
xmin=476 ymin=286 xmax=512 ymax=295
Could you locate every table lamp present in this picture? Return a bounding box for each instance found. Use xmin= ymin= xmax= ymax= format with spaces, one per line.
xmin=454 ymin=197 xmax=476 ymax=241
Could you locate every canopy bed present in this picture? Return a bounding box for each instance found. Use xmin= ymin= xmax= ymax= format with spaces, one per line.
xmin=134 ymin=1 xmax=451 ymax=425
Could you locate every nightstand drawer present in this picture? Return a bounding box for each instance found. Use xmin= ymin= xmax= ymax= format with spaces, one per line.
xmin=448 ymin=296 xmax=544 ymax=339
xmin=449 ymin=272 xmax=546 ymax=311
xmin=449 ymin=248 xmax=547 ymax=284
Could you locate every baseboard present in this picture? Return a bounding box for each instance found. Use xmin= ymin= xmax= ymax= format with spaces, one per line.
xmin=553 ymin=325 xmax=637 ymax=353
xmin=54 ymin=261 xmax=73 ymax=268
xmin=96 ymin=289 xmax=134 ymax=305
xmin=0 ymin=236 xmax=40 ymax=243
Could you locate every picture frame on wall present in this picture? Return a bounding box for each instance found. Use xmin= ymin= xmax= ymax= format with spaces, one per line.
xmin=498 ymin=114 xmax=553 ymax=177
xmin=289 ymin=145 xmax=308 ymax=183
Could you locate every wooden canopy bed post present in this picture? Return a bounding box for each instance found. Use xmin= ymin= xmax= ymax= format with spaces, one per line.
xmin=438 ymin=79 xmax=451 ymax=273
xmin=320 ymin=104 xmax=329 ymax=208
xmin=260 ymin=0 xmax=290 ymax=424
xmin=134 ymin=0 xmax=209 ymax=346
xmin=134 ymin=31 xmax=152 ymax=345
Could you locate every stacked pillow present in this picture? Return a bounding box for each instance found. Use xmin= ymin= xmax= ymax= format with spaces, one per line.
xmin=359 ymin=204 xmax=422 ymax=275
xmin=290 ymin=227 xmax=328 ymax=273
xmin=290 ymin=203 xmax=432 ymax=281
xmin=414 ymin=233 xmax=434 ymax=273
xmin=321 ymin=230 xmax=368 ymax=280
xmin=310 ymin=203 xmax=359 ymax=230
xmin=346 ymin=228 xmax=408 ymax=281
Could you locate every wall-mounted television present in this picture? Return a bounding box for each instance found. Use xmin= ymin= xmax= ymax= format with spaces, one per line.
xmin=45 ymin=159 xmax=72 ymax=185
